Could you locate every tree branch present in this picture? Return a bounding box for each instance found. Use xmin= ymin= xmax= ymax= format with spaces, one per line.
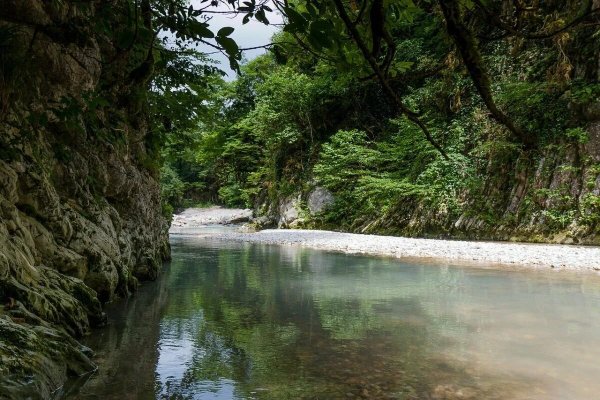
xmin=439 ymin=0 xmax=534 ymax=149
xmin=473 ymin=0 xmax=599 ymax=40
xmin=332 ymin=0 xmax=449 ymax=159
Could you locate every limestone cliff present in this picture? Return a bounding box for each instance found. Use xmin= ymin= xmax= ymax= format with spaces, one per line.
xmin=0 ymin=1 xmax=170 ymax=398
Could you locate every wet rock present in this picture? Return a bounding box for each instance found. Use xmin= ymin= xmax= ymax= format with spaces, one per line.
xmin=0 ymin=315 xmax=96 ymax=400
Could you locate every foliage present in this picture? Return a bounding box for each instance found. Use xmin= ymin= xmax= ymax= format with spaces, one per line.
xmin=154 ymin=0 xmax=598 ymax=236
xmin=160 ymin=163 xmax=186 ymax=216
xmin=565 ymin=127 xmax=588 ymax=144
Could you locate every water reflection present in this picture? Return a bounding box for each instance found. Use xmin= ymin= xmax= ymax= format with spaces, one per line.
xmin=68 ymin=236 xmax=600 ymax=400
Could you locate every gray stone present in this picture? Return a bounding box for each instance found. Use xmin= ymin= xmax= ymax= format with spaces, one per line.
xmin=585 ymin=121 xmax=600 ymax=162
xmin=278 ymin=195 xmax=301 ymax=228
xmin=307 ymin=187 xmax=334 ymax=215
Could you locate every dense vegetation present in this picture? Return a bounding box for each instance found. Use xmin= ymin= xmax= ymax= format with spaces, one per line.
xmin=0 ymin=0 xmax=597 ymax=397
xmin=162 ymin=0 xmax=600 ymax=240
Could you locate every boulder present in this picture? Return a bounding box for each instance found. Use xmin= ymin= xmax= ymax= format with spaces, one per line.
xmin=308 ymin=187 xmax=334 ymax=215
xmin=278 ymin=195 xmax=301 ymax=227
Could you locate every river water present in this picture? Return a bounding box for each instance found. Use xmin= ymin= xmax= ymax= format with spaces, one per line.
xmin=66 ymin=234 xmax=600 ymax=400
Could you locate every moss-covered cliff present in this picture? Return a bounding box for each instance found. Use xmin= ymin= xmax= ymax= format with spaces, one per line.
xmin=0 ymin=1 xmax=169 ymax=398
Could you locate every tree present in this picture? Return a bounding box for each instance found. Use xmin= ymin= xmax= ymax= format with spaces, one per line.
xmin=254 ymin=0 xmax=599 ymax=152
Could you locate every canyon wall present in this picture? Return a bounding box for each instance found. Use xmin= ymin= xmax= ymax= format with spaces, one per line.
xmin=0 ymin=1 xmax=169 ymax=398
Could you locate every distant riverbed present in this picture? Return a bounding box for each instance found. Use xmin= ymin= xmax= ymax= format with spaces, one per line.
xmin=170 ymin=207 xmax=600 ymax=273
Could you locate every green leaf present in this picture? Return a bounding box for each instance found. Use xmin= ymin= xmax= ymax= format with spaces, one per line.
xmin=255 ymin=9 xmax=270 ymax=24
xmin=216 ymin=36 xmax=239 ymax=56
xmin=396 ymin=61 xmax=414 ymax=72
xmin=311 ymin=19 xmax=332 ymax=33
xmin=284 ymin=6 xmax=307 ymax=29
xmin=462 ymin=0 xmax=475 ymax=10
xmin=189 ymin=21 xmax=214 ymax=38
xmin=305 ymin=3 xmax=318 ymax=17
xmin=308 ymin=28 xmax=331 ymax=49
xmin=228 ymin=56 xmax=240 ymax=73
xmin=217 ymin=26 xmax=235 ymax=37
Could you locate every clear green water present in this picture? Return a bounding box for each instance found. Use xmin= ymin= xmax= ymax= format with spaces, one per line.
xmin=66 ymin=235 xmax=600 ymax=400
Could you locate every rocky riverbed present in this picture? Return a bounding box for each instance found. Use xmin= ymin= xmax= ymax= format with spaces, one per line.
xmin=170 ymin=207 xmax=253 ymax=231
xmin=171 ymin=208 xmax=600 ymax=272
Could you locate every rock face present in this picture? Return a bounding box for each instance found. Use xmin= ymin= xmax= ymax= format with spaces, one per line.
xmin=307 ymin=187 xmax=334 ymax=215
xmin=278 ymin=195 xmax=301 ymax=228
xmin=0 ymin=1 xmax=169 ymax=398
xmin=274 ymin=188 xmax=334 ymax=228
xmin=259 ymin=126 xmax=600 ymax=243
xmin=366 ymin=125 xmax=600 ymax=244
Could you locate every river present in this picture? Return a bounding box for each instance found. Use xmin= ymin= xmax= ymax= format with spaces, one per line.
xmin=65 ymin=232 xmax=600 ymax=399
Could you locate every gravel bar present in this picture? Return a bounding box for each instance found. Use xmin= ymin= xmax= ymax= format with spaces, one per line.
xmin=198 ymin=229 xmax=600 ymax=272
xmin=170 ymin=207 xmax=252 ymax=233
xmin=170 ymin=209 xmax=600 ymax=272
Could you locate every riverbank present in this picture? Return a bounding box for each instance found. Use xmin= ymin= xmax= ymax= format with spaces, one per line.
xmin=169 ymin=207 xmax=252 ymax=233
xmin=171 ymin=208 xmax=600 ymax=272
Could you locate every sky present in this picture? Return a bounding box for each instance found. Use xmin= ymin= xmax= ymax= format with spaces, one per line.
xmin=190 ymin=1 xmax=283 ymax=80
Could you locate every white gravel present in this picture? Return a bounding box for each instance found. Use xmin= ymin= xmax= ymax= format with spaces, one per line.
xmin=170 ymin=208 xmax=600 ymax=272
xmin=170 ymin=207 xmax=252 ymax=234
